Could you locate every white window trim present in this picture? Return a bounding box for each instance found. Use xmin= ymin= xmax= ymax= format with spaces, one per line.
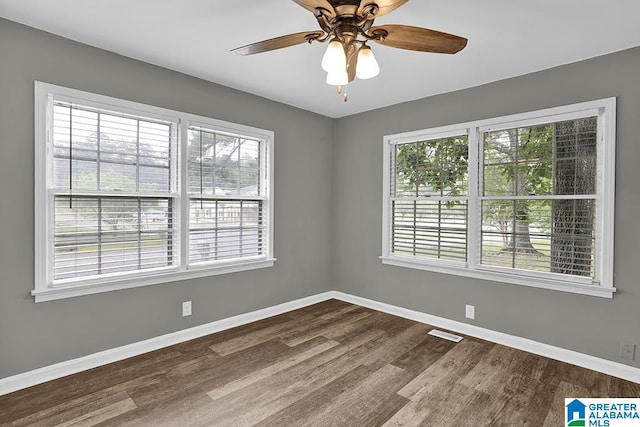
xmin=381 ymin=98 xmax=616 ymax=298
xmin=33 ymin=82 xmax=275 ymax=302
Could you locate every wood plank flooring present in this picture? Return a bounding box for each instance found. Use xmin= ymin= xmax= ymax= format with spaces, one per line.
xmin=1 ymin=299 xmax=638 ymax=426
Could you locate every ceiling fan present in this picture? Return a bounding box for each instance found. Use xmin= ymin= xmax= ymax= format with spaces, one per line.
xmin=231 ymin=0 xmax=468 ymax=101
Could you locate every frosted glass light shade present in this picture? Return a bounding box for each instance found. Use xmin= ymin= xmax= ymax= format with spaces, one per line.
xmin=321 ymin=40 xmax=347 ymax=73
xmin=356 ymin=45 xmax=380 ymax=79
xmin=326 ymin=68 xmax=348 ymax=86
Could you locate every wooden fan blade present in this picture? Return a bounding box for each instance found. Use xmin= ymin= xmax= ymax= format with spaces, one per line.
xmin=292 ymin=0 xmax=335 ymax=15
xmin=358 ymin=0 xmax=409 ymax=18
xmin=231 ymin=31 xmax=325 ymax=55
xmin=370 ymin=24 xmax=467 ymax=54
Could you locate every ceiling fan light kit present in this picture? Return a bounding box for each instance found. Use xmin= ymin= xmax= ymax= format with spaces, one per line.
xmin=232 ymin=0 xmax=467 ymax=102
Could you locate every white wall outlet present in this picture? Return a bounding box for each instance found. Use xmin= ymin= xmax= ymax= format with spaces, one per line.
xmin=620 ymin=342 xmax=636 ymax=360
xmin=465 ymin=304 xmax=475 ymax=320
xmin=182 ymin=301 xmax=192 ymax=317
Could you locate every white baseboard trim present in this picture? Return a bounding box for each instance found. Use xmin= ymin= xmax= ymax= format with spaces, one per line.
xmin=0 ymin=292 xmax=334 ymax=397
xmin=331 ymin=291 xmax=640 ymax=384
xmin=1 ymin=290 xmax=638 ymax=396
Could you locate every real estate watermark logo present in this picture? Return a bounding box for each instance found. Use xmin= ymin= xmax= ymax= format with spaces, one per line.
xmin=565 ymin=398 xmax=640 ymax=427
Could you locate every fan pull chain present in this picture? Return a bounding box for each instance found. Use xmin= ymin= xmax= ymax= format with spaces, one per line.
xmin=336 ymin=85 xmax=348 ymax=102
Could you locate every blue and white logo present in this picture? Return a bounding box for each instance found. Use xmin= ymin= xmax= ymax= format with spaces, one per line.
xmin=565 ymin=398 xmax=640 ymax=427
xmin=567 ymin=399 xmax=587 ymax=426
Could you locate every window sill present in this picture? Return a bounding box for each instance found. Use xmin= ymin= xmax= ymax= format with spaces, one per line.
xmin=380 ymin=255 xmax=615 ymax=298
xmin=32 ymin=258 xmax=276 ymax=303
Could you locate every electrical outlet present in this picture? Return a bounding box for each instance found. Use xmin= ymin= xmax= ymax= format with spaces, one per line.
xmin=620 ymin=342 xmax=636 ymax=360
xmin=465 ymin=304 xmax=475 ymax=320
xmin=182 ymin=301 xmax=192 ymax=317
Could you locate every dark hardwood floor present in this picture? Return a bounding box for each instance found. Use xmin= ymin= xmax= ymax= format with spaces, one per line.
xmin=1 ymin=299 xmax=638 ymax=426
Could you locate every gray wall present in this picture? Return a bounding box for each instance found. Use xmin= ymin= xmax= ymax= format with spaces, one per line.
xmin=332 ymin=47 xmax=640 ymax=368
xmin=0 ymin=18 xmax=334 ymax=378
xmin=1 ymin=16 xmax=639 ymax=381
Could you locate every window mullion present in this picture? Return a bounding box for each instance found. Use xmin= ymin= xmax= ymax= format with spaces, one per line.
xmin=467 ymin=127 xmax=480 ymax=269
xmin=239 ymin=200 xmax=244 ymax=258
xmin=215 ymin=200 xmax=219 ymax=260
xmin=97 ymin=197 xmax=103 ymax=275
xmin=179 ymin=119 xmax=189 ymax=270
xmin=137 ymin=197 xmax=142 ymax=269
xmin=96 ymin=113 xmax=101 ymax=191
xmin=68 ymin=104 xmax=73 ymax=207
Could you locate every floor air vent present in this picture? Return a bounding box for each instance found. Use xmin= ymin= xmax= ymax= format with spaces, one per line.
xmin=428 ymin=329 xmax=463 ymax=343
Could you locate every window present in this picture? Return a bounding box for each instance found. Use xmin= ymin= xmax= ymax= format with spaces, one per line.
xmin=49 ymin=101 xmax=177 ymax=281
xmin=382 ymin=99 xmax=616 ymax=297
xmin=34 ymin=82 xmax=274 ymax=302
xmin=187 ymin=125 xmax=267 ymax=263
xmin=392 ymin=133 xmax=469 ymax=262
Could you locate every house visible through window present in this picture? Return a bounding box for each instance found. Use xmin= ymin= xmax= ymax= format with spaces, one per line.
xmin=34 ymin=82 xmax=274 ymax=302
xmin=382 ymin=99 xmax=616 ymax=297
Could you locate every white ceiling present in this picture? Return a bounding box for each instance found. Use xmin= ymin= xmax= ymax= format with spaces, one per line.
xmin=2 ymin=0 xmax=640 ymax=118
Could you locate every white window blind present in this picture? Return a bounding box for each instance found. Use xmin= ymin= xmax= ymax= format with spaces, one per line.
xmin=51 ymin=102 xmax=177 ymax=281
xmin=187 ymin=126 xmax=267 ymax=264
